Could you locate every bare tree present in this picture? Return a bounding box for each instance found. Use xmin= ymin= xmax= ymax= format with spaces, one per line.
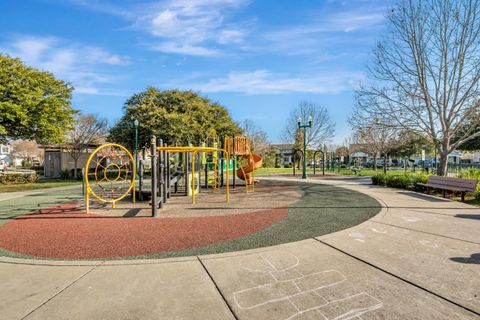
xmin=282 ymin=101 xmax=335 ymax=149
xmin=282 ymin=101 xmax=335 ymax=170
xmin=349 ymin=109 xmax=398 ymax=172
xmin=11 ymin=140 xmax=42 ymax=166
xmin=66 ymin=114 xmax=108 ymax=178
xmin=242 ymin=119 xmax=271 ymax=156
xmin=356 ymin=0 xmax=480 ymax=175
xmin=354 ymin=123 xmax=398 ymax=173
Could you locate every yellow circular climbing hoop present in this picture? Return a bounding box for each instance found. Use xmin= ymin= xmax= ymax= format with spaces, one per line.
xmin=84 ymin=143 xmax=136 ymax=213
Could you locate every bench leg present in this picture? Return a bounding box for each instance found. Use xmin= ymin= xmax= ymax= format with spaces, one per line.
xmin=443 ymin=190 xmax=446 ymax=198
xmin=461 ymin=192 xmax=465 ymax=202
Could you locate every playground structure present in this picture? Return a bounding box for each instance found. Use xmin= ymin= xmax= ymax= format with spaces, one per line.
xmin=84 ymin=135 xmax=262 ymax=217
xmin=224 ymin=136 xmax=263 ymax=190
xmin=83 ymin=143 xmax=136 ymax=214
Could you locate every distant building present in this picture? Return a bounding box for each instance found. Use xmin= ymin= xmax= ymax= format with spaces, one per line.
xmin=457 ymin=151 xmax=480 ymax=164
xmin=0 ymin=144 xmax=11 ymax=166
xmin=271 ymin=144 xmax=295 ymax=167
xmin=350 ymin=151 xmax=370 ymax=165
xmin=42 ymin=144 xmax=99 ymax=178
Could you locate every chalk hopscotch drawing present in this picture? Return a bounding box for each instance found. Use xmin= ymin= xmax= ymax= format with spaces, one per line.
xmin=371 ymin=227 xmax=387 ymax=234
xmin=349 ymin=232 xmax=366 ymax=243
xmin=418 ymin=240 xmax=439 ymax=248
xmin=401 ymin=216 xmax=421 ymax=223
xmin=233 ymin=251 xmax=383 ymax=320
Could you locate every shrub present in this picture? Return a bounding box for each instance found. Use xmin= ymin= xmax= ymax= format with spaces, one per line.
xmin=458 ymin=167 xmax=480 ymax=179
xmin=69 ymin=169 xmax=83 ymax=180
xmin=373 ymin=172 xmax=429 ymax=191
xmin=60 ymin=169 xmax=70 ymax=180
xmin=0 ymin=172 xmax=38 ymax=184
xmin=458 ymin=168 xmax=480 ymax=199
xmin=372 ymin=173 xmax=387 ymax=186
xmin=386 ymin=174 xmax=410 ymax=189
xmin=412 ymin=172 xmax=429 ymax=192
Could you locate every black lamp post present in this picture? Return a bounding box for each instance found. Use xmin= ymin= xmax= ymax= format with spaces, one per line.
xmin=297 ymin=115 xmax=312 ymax=179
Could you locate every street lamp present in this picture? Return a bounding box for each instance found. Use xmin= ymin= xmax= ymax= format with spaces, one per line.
xmin=297 ymin=115 xmax=313 ymax=179
xmin=133 ymin=118 xmax=139 ymax=175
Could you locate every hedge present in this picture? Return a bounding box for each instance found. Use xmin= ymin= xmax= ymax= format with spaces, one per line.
xmin=372 ymin=171 xmax=480 ymax=199
xmin=0 ymin=172 xmax=39 ymax=184
xmin=458 ymin=168 xmax=480 ymax=198
xmin=371 ymin=172 xmax=429 ymax=191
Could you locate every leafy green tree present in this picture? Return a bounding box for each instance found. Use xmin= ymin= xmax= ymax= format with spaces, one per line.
xmin=0 ymin=54 xmax=75 ymax=143
xmin=454 ymin=120 xmax=480 ymax=151
xmin=108 ymin=88 xmax=241 ymax=150
xmin=389 ymin=131 xmax=434 ymax=159
xmin=262 ymin=146 xmax=278 ymax=168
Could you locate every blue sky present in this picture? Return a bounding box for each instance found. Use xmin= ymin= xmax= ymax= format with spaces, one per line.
xmin=0 ymin=0 xmax=393 ymax=144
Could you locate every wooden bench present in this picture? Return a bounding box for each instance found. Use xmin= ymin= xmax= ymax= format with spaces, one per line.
xmin=417 ymin=176 xmax=477 ymax=202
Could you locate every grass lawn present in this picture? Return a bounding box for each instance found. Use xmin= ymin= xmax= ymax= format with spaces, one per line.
xmin=0 ymin=180 xmax=82 ymax=193
xmin=255 ymin=167 xmax=315 ymax=175
xmin=336 ymin=168 xmax=420 ymax=177
xmin=255 ymin=167 xmax=416 ymax=177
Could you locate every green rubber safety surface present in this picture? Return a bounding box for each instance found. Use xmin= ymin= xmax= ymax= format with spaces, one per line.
xmin=137 ymin=181 xmax=382 ymax=260
xmin=0 ymin=181 xmax=381 ymax=260
xmin=0 ymin=188 xmax=83 ymax=225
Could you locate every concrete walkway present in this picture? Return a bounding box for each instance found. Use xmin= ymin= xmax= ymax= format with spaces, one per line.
xmin=1 ymin=177 xmax=479 ymax=319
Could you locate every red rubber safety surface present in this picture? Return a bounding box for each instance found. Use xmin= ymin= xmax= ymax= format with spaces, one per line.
xmin=0 ymin=203 xmax=288 ymax=259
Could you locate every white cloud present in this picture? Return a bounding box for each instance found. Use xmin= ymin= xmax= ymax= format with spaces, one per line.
xmin=2 ymin=35 xmax=130 ymax=96
xmin=151 ymin=42 xmax=221 ymax=57
xmin=260 ymin=5 xmax=386 ymax=56
xmin=175 ymin=69 xmax=365 ymax=95
xmin=218 ymin=29 xmax=246 ymax=44
xmin=137 ymin=0 xmax=249 ymax=56
xmin=330 ymin=10 xmax=385 ymax=32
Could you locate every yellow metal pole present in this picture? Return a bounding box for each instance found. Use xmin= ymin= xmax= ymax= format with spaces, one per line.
xmin=192 ymin=151 xmax=195 ymax=205
xmin=251 ymin=154 xmax=255 ymax=193
xmin=86 ymin=190 xmax=90 ymax=213
xmin=226 ymin=151 xmax=229 ymax=204
xmin=252 ymin=167 xmax=255 ymax=192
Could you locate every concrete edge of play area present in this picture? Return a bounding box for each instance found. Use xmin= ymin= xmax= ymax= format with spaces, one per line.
xmin=0 ymin=178 xmax=391 ymax=266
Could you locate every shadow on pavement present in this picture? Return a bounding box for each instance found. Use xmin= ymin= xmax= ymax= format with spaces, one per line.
xmin=399 ymin=191 xmax=451 ymax=202
xmin=450 ymin=253 xmax=480 ymax=265
xmin=455 ymin=214 xmax=480 ymax=220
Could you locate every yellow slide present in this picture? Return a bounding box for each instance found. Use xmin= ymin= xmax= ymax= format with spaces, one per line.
xmin=236 ymin=153 xmax=262 ymax=185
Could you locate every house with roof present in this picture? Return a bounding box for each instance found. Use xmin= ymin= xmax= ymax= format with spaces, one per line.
xmin=0 ymin=144 xmax=11 ymax=167
xmin=271 ymin=144 xmax=295 ymax=167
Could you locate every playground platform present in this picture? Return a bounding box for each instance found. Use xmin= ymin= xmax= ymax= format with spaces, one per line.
xmin=0 ymin=177 xmax=479 ymax=319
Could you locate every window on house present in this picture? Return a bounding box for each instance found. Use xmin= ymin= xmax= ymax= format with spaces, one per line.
xmin=1 ymin=146 xmax=8 ymax=154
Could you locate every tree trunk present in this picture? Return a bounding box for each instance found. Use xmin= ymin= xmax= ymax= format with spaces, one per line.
xmin=383 ymin=154 xmax=387 ymax=174
xmin=374 ymin=154 xmax=377 ymax=171
xmin=437 ymin=151 xmax=449 ymax=176
xmin=73 ymin=159 xmax=78 ymax=179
